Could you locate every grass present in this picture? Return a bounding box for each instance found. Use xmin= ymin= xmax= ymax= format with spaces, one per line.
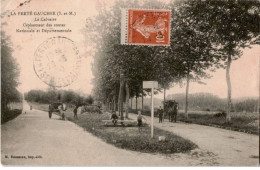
xmin=29 ymin=102 xmax=197 ymax=154
xmin=1 ymin=102 xmax=23 ymax=124
xmin=130 ymin=109 xmax=259 ymax=135
xmin=177 ymin=111 xmax=259 ymax=135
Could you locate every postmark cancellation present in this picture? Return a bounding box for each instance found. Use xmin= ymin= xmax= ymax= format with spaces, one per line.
xmin=33 ymin=36 xmax=81 ymax=87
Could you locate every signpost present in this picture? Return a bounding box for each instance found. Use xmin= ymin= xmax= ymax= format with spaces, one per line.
xmin=121 ymin=8 xmax=170 ymax=138
xmin=143 ymin=81 xmax=158 ymax=138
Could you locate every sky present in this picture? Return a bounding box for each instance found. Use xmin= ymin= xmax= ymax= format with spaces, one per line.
xmin=2 ymin=0 xmax=259 ymax=99
xmin=157 ymin=46 xmax=260 ymax=99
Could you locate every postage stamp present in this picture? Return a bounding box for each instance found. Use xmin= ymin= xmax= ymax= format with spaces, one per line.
xmin=121 ymin=9 xmax=171 ymax=46
xmin=33 ymin=36 xmax=81 ymax=87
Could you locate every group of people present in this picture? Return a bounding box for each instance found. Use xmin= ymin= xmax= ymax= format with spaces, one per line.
xmin=110 ymin=110 xmax=146 ymax=131
xmin=157 ymin=100 xmax=179 ymax=123
xmin=57 ymin=104 xmax=82 ymax=120
xmin=109 ymin=100 xmax=178 ymax=132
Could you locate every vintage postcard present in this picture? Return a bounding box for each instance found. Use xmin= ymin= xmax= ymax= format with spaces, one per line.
xmin=1 ymin=0 xmax=259 ymax=167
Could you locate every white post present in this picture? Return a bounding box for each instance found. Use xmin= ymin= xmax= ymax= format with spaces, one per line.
xmin=143 ymin=81 xmax=157 ymax=138
xmin=151 ymin=87 xmax=154 ymax=138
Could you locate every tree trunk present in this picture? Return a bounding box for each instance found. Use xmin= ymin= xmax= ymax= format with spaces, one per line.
xmin=131 ymin=98 xmax=132 ymax=109
xmin=163 ymin=87 xmax=166 ymax=121
xmin=120 ymin=102 xmax=123 ymax=120
xmin=135 ymin=94 xmax=138 ymax=111
xmin=226 ymin=54 xmax=232 ymax=122
xmin=118 ymin=94 xmax=120 ymax=114
xmin=185 ymin=72 xmax=190 ymax=119
xmin=119 ymin=89 xmax=124 ymax=119
xmin=118 ymin=73 xmax=125 ymax=119
xmin=163 ymin=87 xmax=166 ymax=109
xmin=116 ymin=95 xmax=118 ymax=112
xmin=125 ymin=82 xmax=129 ymax=118
xmin=106 ymin=98 xmax=109 ymax=111
xmin=141 ymin=91 xmax=144 ymax=111
xmin=113 ymin=95 xmax=116 ymax=111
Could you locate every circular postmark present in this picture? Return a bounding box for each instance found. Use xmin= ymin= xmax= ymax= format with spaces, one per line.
xmin=33 ymin=36 xmax=81 ymax=87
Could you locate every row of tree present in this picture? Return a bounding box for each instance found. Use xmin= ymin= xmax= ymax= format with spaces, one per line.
xmin=167 ymin=93 xmax=258 ymax=113
xmin=1 ymin=31 xmax=22 ymax=122
xmin=87 ymin=0 xmax=260 ymax=121
xmin=233 ymin=98 xmax=259 ymax=113
xmin=167 ymin=93 xmax=226 ymax=111
xmin=25 ymin=90 xmax=94 ymax=106
xmin=129 ymin=93 xmax=258 ymax=113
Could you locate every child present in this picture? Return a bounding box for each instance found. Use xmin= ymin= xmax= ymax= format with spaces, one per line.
xmin=58 ymin=104 xmax=66 ymax=120
xmin=137 ymin=111 xmax=146 ymax=132
xmin=111 ymin=111 xmax=118 ymax=125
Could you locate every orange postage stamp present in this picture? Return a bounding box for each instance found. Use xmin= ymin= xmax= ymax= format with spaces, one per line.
xmin=121 ymin=9 xmax=171 ymax=46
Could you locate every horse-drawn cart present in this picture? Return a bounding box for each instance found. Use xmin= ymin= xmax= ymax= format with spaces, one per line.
xmin=164 ymin=100 xmax=178 ymax=122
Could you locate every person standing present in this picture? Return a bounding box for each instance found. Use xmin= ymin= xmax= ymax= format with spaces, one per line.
xmin=73 ymin=105 xmax=79 ymax=120
xmin=58 ymin=104 xmax=66 ymax=120
xmin=137 ymin=110 xmax=146 ymax=132
xmin=58 ymin=104 xmax=63 ymax=119
xmin=172 ymin=102 xmax=178 ymax=122
xmin=157 ymin=106 xmax=163 ymax=123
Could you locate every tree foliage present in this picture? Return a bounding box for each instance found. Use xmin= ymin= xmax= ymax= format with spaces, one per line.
xmin=25 ymin=90 xmax=94 ymax=106
xmin=167 ymin=92 xmax=226 ymax=111
xmin=183 ymin=0 xmax=260 ymax=121
xmin=87 ymin=0 xmax=217 ymax=108
xmin=234 ymin=98 xmax=258 ymax=112
xmin=86 ymin=0 xmax=259 ymax=120
xmin=1 ymin=31 xmax=21 ymax=121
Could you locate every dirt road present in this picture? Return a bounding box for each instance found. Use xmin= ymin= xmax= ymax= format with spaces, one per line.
xmin=2 ymin=102 xmax=221 ymax=166
xmin=128 ymin=113 xmax=259 ymax=166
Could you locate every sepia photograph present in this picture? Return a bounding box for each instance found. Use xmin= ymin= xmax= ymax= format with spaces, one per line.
xmin=1 ymin=0 xmax=259 ymax=167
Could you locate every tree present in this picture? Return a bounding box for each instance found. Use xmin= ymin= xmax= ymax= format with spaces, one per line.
xmin=84 ymin=95 xmax=94 ymax=105
xmin=61 ymin=90 xmax=76 ymax=103
xmin=87 ymin=0 xmax=180 ymax=114
xmin=1 ymin=31 xmax=21 ymax=121
xmin=169 ymin=1 xmax=220 ymax=119
xmin=186 ymin=0 xmax=260 ymax=122
xmin=88 ymin=0 xmax=230 ymax=122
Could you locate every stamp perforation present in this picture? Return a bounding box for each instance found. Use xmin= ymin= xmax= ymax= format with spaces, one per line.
xmin=121 ymin=8 xmax=171 ymax=46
